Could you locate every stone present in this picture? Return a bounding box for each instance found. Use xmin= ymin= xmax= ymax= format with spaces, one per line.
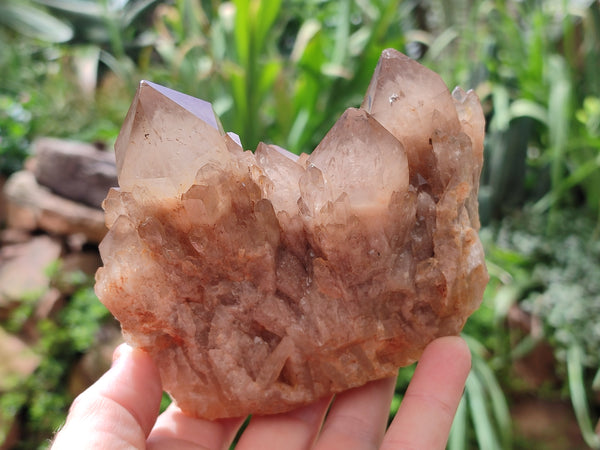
xmin=0 ymin=235 xmax=62 ymax=312
xmin=33 ymin=287 xmax=63 ymax=322
xmin=3 ymin=171 xmax=106 ymax=243
xmin=0 ymin=326 xmax=39 ymax=449
xmin=0 ymin=327 xmax=40 ymax=391
xmin=0 ymin=228 xmax=31 ymax=246
xmin=95 ymin=49 xmax=488 ymax=419
xmin=32 ymin=137 xmax=117 ymax=209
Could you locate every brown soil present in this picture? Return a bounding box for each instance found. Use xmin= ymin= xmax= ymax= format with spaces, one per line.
xmin=512 ymin=395 xmax=589 ymax=449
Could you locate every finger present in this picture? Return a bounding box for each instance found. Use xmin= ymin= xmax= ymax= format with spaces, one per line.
xmin=380 ymin=336 xmax=471 ymax=450
xmin=235 ymin=395 xmax=333 ymax=450
xmin=52 ymin=344 xmax=163 ymax=449
xmin=314 ymin=376 xmax=396 ymax=450
xmin=146 ymin=403 xmax=245 ymax=450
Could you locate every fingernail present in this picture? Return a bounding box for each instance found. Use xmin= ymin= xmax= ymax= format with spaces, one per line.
xmin=111 ymin=343 xmax=131 ymax=367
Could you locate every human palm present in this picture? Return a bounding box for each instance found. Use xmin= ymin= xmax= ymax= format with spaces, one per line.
xmin=52 ymin=337 xmax=470 ymax=449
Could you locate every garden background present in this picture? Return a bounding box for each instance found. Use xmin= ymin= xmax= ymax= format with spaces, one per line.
xmin=1 ymin=0 xmax=599 ymax=448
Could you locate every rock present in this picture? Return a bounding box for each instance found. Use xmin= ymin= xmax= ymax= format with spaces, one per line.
xmin=0 ymin=228 xmax=31 ymax=246
xmin=52 ymin=251 xmax=102 ymax=296
xmin=507 ymin=304 xmax=560 ymax=390
xmin=0 ymin=327 xmax=40 ymax=391
xmin=95 ymin=49 xmax=488 ymax=419
xmin=3 ymin=171 xmax=107 ymax=243
xmin=62 ymin=250 xmax=102 ymax=278
xmin=0 ymin=235 xmax=62 ymax=311
xmin=0 ymin=327 xmax=39 ymax=448
xmin=511 ymin=396 xmax=587 ymax=449
xmin=33 ymin=287 xmax=64 ymax=321
xmin=32 ymin=138 xmax=117 ymax=209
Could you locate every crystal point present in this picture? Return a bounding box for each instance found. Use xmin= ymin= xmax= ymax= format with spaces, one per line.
xmin=96 ymin=51 xmax=488 ymax=420
xmin=304 ymin=108 xmax=408 ymax=216
xmin=361 ymin=48 xmax=462 ymax=192
xmin=115 ymin=80 xmax=231 ymax=198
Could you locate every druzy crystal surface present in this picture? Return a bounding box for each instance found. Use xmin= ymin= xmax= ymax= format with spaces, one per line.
xmin=95 ymin=49 xmax=488 ymax=419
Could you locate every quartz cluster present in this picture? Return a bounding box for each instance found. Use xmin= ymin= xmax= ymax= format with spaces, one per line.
xmin=95 ymin=49 xmax=488 ymax=419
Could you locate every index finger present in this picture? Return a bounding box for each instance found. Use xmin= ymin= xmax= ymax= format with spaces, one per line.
xmin=380 ymin=336 xmax=471 ymax=450
xmin=52 ymin=344 xmax=163 ymax=449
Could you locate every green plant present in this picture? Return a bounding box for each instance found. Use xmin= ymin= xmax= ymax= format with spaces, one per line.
xmin=0 ymin=0 xmax=73 ymax=43
xmin=36 ymin=0 xmax=159 ymax=55
xmin=486 ymin=207 xmax=600 ymax=448
xmin=447 ymin=335 xmax=512 ymax=450
xmin=0 ymin=24 xmax=126 ymax=156
xmin=3 ymin=0 xmax=600 ymax=447
xmin=1 ymin=265 xmax=110 ymax=449
xmin=0 ymin=95 xmax=33 ymax=175
xmin=472 ymin=1 xmax=600 ymax=223
xmin=145 ymin=0 xmax=416 ymax=152
xmin=401 ymin=0 xmax=599 ymax=225
xmin=23 ymin=287 xmax=110 ymax=448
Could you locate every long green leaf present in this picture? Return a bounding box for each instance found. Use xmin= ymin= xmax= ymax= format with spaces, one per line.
xmin=233 ymin=0 xmax=250 ymax=66
xmin=533 ymin=156 xmax=600 ymax=215
xmin=331 ymin=0 xmax=351 ymax=66
xmin=473 ymin=356 xmax=512 ymax=449
xmin=547 ymin=55 xmax=572 ymax=230
xmin=492 ymin=284 xmax=521 ymax=323
xmin=466 ymin=371 xmax=501 ymax=450
xmin=427 ymin=27 xmax=458 ymax=61
xmin=490 ymin=85 xmax=511 ymax=132
xmin=509 ymin=99 xmax=548 ymax=125
xmin=593 ymin=368 xmax=600 ymax=392
xmin=567 ymin=344 xmax=600 ymax=449
xmin=123 ymin=0 xmax=161 ymax=28
xmin=255 ymin=0 xmax=282 ymax=55
xmin=448 ymin=394 xmax=468 ymax=450
xmin=33 ymin=0 xmax=103 ymax=17
xmin=0 ymin=1 xmax=73 ymax=42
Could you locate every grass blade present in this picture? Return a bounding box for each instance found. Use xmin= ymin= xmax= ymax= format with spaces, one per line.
xmin=567 ymin=344 xmax=600 ymax=449
xmin=0 ymin=1 xmax=73 ymax=43
xmin=473 ymin=355 xmax=512 ymax=449
xmin=466 ymin=370 xmax=501 ymax=450
xmin=448 ymin=393 xmax=468 ymax=450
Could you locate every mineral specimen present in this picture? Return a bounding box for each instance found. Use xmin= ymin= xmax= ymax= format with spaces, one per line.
xmin=95 ymin=49 xmax=488 ymax=419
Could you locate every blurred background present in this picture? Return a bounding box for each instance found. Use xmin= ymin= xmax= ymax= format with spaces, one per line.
xmin=0 ymin=0 xmax=599 ymax=448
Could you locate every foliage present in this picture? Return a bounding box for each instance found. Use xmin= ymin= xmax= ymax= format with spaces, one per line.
xmin=0 ymin=35 xmax=126 ymax=174
xmin=0 ymin=265 xmax=110 ymax=449
xmin=146 ymin=0 xmax=411 ymax=152
xmin=491 ymin=210 xmax=600 ymax=369
xmin=462 ymin=0 xmax=600 ymax=223
xmin=0 ymin=95 xmax=33 ymax=175
xmin=33 ymin=0 xmax=160 ymax=58
xmin=448 ymin=336 xmax=512 ymax=450
xmin=0 ymin=0 xmax=153 ymax=175
xmin=0 ymin=0 xmax=73 ymax=43
xmin=486 ymin=208 xmax=600 ymax=448
xmin=1 ymin=0 xmax=600 ymax=447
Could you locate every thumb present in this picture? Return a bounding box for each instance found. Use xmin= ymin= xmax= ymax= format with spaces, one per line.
xmin=52 ymin=344 xmax=162 ymax=449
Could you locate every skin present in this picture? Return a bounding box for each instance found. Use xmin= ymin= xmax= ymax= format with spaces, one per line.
xmin=51 ymin=336 xmax=471 ymax=450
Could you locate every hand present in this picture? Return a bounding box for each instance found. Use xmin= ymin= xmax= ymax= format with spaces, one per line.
xmin=52 ymin=336 xmax=470 ymax=449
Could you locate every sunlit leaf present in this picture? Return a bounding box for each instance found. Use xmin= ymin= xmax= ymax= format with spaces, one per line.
xmin=466 ymin=371 xmax=502 ymax=450
xmin=0 ymin=1 xmax=73 ymax=42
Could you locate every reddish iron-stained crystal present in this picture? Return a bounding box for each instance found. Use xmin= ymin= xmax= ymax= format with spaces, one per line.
xmin=95 ymin=49 xmax=488 ymax=419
